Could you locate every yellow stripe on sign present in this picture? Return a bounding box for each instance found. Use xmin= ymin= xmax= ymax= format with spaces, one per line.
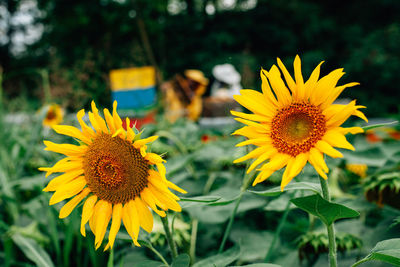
xmin=110 ymin=66 xmax=155 ymax=91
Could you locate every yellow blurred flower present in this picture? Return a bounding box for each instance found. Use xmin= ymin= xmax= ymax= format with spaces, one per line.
xmin=232 ymin=55 xmax=367 ymax=190
xmin=39 ymin=101 xmax=186 ymax=250
xmin=42 ymin=104 xmax=64 ymax=127
xmin=346 ymin=163 xmax=368 ymax=178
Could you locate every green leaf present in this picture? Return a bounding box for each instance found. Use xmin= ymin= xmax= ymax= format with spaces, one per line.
xmin=11 ymin=233 xmax=54 ymax=267
xmin=180 ymin=195 xmax=221 ymax=208
xmin=231 ymin=264 xmax=281 ymax=267
xmin=249 ymin=182 xmax=322 ymax=197
xmin=134 ymin=260 xmax=166 ymax=267
xmin=171 ymin=254 xmax=190 ymax=267
xmin=362 ymin=120 xmax=398 ymax=131
xmin=352 ymin=238 xmax=400 ymax=266
xmin=179 ymin=196 xmax=221 ymax=202
xmin=193 ymin=245 xmax=240 ymax=267
xmin=291 ymin=194 xmax=359 ymax=226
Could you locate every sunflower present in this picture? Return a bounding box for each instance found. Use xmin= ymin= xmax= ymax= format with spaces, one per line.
xmin=39 ymin=101 xmax=186 ymax=250
xmin=232 ymin=55 xmax=367 ymax=190
xmin=42 ymin=104 xmax=64 ymax=127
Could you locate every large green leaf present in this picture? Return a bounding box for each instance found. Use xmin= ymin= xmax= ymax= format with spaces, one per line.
xmin=352 ymin=238 xmax=400 ymax=266
xmin=231 ymin=264 xmax=281 ymax=267
xmin=193 ymin=245 xmax=240 ymax=267
xmin=249 ymin=182 xmax=322 ymax=197
xmin=134 ymin=260 xmax=166 ymax=267
xmin=291 ymin=194 xmax=359 ymax=226
xmin=171 ymin=254 xmax=190 ymax=267
xmin=11 ymin=233 xmax=54 ymax=267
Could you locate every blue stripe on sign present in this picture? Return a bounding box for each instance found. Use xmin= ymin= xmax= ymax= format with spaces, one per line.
xmin=112 ymin=87 xmax=156 ymax=109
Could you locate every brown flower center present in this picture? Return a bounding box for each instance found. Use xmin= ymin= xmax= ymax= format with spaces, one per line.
xmin=46 ymin=109 xmax=56 ymax=120
xmin=270 ymin=103 xmax=326 ymax=156
xmin=83 ymin=133 xmax=149 ymax=204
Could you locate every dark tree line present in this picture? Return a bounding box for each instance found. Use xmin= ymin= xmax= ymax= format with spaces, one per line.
xmin=1 ymin=0 xmax=399 ymax=115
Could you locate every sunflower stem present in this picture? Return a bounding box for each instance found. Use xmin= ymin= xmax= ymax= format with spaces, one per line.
xmin=161 ymin=215 xmax=178 ymax=259
xmin=264 ymin=198 xmax=291 ymax=262
xmin=319 ymin=176 xmax=338 ymax=267
xmin=106 ymin=248 xmax=114 ymax=267
xmin=219 ymin=169 xmax=255 ymax=253
xmin=144 ymin=240 xmax=170 ymax=266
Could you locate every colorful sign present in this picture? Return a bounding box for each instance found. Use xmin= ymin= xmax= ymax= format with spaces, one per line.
xmin=109 ymin=66 xmax=156 ymax=110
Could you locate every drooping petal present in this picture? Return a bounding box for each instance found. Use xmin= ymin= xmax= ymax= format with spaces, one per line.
xmin=81 ymin=195 xmax=97 ymax=237
xmin=59 ymin=188 xmax=90 ymax=218
xmin=49 ymin=176 xmax=87 ymax=205
xmin=135 ymin=197 xmax=153 ymax=233
xmin=281 ymin=153 xmax=308 ymax=190
xmin=93 ymin=200 xmax=112 ymax=250
xmin=105 ymin=203 xmax=122 ymax=250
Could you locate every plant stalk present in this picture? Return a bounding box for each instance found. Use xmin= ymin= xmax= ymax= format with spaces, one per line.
xmin=218 ymin=169 xmax=254 ymax=253
xmin=161 ymin=215 xmax=178 ymax=259
xmin=143 ymin=241 xmax=170 ymax=266
xmin=319 ymin=176 xmax=338 ymax=267
xmin=264 ymin=198 xmax=291 ymax=262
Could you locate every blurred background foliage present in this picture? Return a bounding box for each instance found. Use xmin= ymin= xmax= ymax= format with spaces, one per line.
xmin=1 ymin=0 xmax=399 ymax=115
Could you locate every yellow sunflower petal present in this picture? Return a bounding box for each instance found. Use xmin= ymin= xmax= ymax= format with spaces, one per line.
xmin=304 ymin=61 xmax=324 ymax=99
xmin=124 ymin=201 xmax=141 ymax=246
xmin=265 ymin=65 xmax=292 ymax=107
xmin=112 ymin=101 xmax=123 ymax=130
xmin=77 ymin=109 xmax=96 ymax=137
xmin=311 ymin=68 xmax=344 ymax=105
xmin=135 ymin=197 xmax=153 ymax=233
xmin=103 ymin=108 xmax=116 ymax=133
xmin=323 ymin=129 xmax=355 ymax=151
xmin=93 ymin=200 xmax=112 ymax=250
xmin=149 ymin=185 xmax=181 ymax=212
xmin=234 ymin=92 xmax=275 ymax=117
xmin=91 ymin=101 xmax=109 ymax=133
xmin=145 ymin=153 xmax=165 ymax=164
xmin=321 ymin=82 xmax=359 ymax=110
xmin=59 ymin=188 xmax=90 ymax=219
xmin=326 ymin=100 xmax=357 ymax=128
xmin=230 ymin=110 xmax=272 ymax=122
xmin=44 ymin=141 xmax=87 ymax=157
xmin=105 ymin=203 xmax=122 ymax=250
xmin=277 ymin=57 xmax=296 ymax=93
xmin=252 ymin=169 xmax=275 ymax=186
xmin=293 ymin=55 xmax=305 ymax=100
xmin=167 ymin=181 xmax=187 ymax=194
xmin=49 ymin=176 xmax=87 ymax=205
xmin=133 ymin=136 xmax=158 ymax=148
xmin=141 ymin=189 xmax=166 ymax=217
xmin=260 ymin=69 xmax=279 ymax=107
xmin=80 ymin=195 xmax=97 ymax=237
xmin=43 ymin=169 xmax=84 ymax=192
xmin=52 ymin=125 xmax=92 ymax=145
xmin=232 ymin=126 xmax=268 ymax=139
xmin=281 ymin=153 xmax=308 ymax=190
xmin=259 ymin=153 xmax=291 ymax=172
xmin=339 ymin=127 xmax=364 ymax=135
xmin=233 ymin=145 xmax=275 ymax=163
xmin=39 ymin=157 xmax=77 ymax=178
xmin=235 ymin=138 xmax=272 ymax=147
xmin=246 ymin=148 xmax=277 ymax=174
xmin=315 ymin=140 xmax=343 ymax=158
